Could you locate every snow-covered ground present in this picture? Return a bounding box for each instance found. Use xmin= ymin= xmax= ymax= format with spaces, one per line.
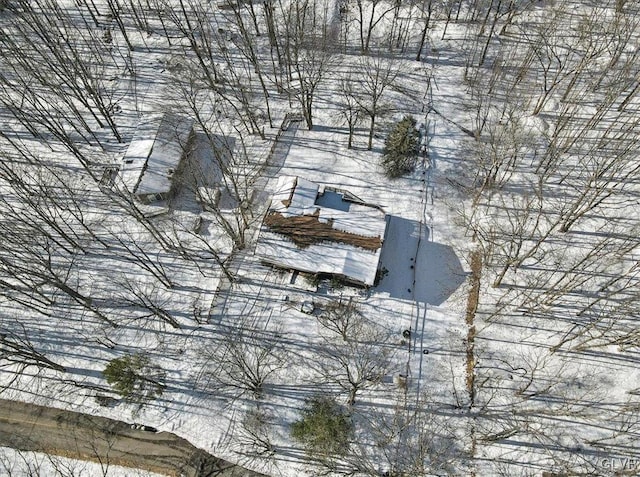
xmin=0 ymin=447 xmax=164 ymax=477
xmin=0 ymin=0 xmax=639 ymax=476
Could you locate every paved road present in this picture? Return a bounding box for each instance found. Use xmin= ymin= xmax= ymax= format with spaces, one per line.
xmin=0 ymin=399 xmax=266 ymax=477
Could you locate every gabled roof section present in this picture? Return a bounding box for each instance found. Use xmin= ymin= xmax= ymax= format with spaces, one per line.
xmin=119 ymin=113 xmax=193 ymax=197
xmin=267 ymin=175 xmax=386 ymax=248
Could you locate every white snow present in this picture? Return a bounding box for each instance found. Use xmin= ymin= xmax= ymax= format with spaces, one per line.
xmin=1 ymin=0 xmax=638 ymax=476
xmin=0 ymin=447 xmax=164 ymax=477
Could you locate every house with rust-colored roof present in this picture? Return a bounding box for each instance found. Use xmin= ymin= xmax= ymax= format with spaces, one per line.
xmin=256 ymin=176 xmax=387 ymax=287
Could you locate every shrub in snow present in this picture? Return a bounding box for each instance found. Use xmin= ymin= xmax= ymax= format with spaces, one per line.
xmin=329 ymin=276 xmax=346 ymax=290
xmin=291 ymin=395 xmax=353 ymax=458
xmin=381 ymin=116 xmax=419 ymax=178
xmin=103 ymin=353 xmax=165 ymax=405
xmin=304 ymin=273 xmax=321 ymax=287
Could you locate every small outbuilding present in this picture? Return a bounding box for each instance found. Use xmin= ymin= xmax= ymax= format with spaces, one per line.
xmin=118 ymin=113 xmax=194 ymax=203
xmin=256 ymin=176 xmax=387 ymax=287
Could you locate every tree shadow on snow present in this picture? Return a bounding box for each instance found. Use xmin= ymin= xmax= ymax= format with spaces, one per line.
xmin=166 ymin=132 xmax=234 ymax=213
xmin=375 ymin=216 xmax=467 ymax=305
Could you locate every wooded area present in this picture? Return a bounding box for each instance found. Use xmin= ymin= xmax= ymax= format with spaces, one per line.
xmin=0 ymin=0 xmax=638 ymax=476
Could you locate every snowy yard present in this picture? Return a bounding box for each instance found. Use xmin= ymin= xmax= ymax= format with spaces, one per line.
xmin=377 ymin=217 xmax=466 ymax=304
xmin=0 ymin=0 xmax=639 ymax=476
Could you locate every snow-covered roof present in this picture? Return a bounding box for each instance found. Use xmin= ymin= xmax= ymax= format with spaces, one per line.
xmin=257 ymin=176 xmax=387 ymax=286
xmin=269 ymin=176 xmax=387 ymax=239
xmin=119 ymin=113 xmax=193 ymax=197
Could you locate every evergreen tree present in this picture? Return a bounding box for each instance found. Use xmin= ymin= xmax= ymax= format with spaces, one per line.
xmin=291 ymin=395 xmax=353 ymax=458
xmin=103 ymin=353 xmax=165 ymax=405
xmin=382 ymin=115 xmax=420 ymax=178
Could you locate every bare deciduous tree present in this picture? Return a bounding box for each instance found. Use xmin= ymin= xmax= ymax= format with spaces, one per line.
xmin=117 ymin=278 xmax=180 ymax=329
xmin=0 ymin=324 xmax=65 ymax=375
xmin=354 ymin=0 xmax=396 ymax=54
xmin=339 ymin=76 xmax=362 ymax=149
xmin=344 ymin=391 xmax=462 ymax=476
xmin=353 ymin=54 xmax=398 ymax=150
xmin=316 ymin=299 xmax=364 ymax=342
xmin=317 ymin=303 xmax=395 ymax=406
xmin=235 ymin=406 xmax=276 ymax=460
xmin=202 ymin=320 xmax=286 ymax=398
